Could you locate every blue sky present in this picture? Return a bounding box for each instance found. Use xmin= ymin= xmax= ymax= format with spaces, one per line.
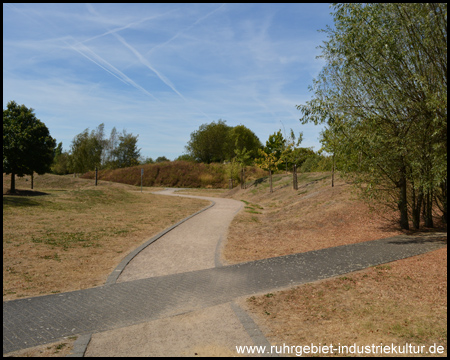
xmin=3 ymin=3 xmax=333 ymax=161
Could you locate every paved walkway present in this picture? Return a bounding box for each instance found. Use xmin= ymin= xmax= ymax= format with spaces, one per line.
xmin=2 ymin=189 xmax=447 ymax=355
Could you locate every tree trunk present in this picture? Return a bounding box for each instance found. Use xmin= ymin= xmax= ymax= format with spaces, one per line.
xmin=424 ymin=189 xmax=434 ymax=228
xmin=397 ymin=167 xmax=409 ymax=230
xmin=31 ymin=172 xmax=34 ymax=190
xmin=332 ymin=152 xmax=335 ymax=187
xmin=411 ymin=186 xmax=423 ymax=230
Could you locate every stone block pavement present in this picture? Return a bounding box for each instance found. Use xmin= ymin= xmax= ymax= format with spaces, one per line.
xmin=3 ymin=233 xmax=446 ymax=354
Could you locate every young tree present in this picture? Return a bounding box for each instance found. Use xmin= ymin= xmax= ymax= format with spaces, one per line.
xmin=234 ymin=144 xmax=252 ymax=189
xmin=3 ymin=101 xmax=56 ymax=193
xmin=255 ymin=148 xmax=284 ymax=193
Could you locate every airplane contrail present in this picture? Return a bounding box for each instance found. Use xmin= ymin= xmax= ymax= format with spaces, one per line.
xmin=113 ymin=32 xmax=211 ymax=120
xmin=145 ymin=3 xmax=226 ymax=57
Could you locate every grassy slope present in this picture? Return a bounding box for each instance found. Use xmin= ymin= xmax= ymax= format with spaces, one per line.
xmin=221 ymin=173 xmax=447 ymax=356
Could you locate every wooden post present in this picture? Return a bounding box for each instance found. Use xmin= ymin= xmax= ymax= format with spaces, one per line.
xmin=95 ymin=167 xmax=98 ymax=186
xmin=31 ymin=172 xmax=34 ymax=190
xmin=332 ymin=153 xmax=335 ymax=187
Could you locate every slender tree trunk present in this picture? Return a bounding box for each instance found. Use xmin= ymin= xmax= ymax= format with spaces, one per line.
xmin=397 ymin=166 xmax=409 ymax=230
xmin=424 ymin=189 xmax=434 ymax=228
xmin=411 ymin=186 xmax=423 ymax=230
xmin=332 ymin=152 xmax=335 ymax=187
xmin=31 ymin=172 xmax=34 ymax=190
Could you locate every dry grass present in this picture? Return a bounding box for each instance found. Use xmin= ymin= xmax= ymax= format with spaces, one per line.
xmin=223 ymin=173 xmax=424 ymax=264
xmin=3 ymin=173 xmax=209 ymax=300
xmin=3 ymin=338 xmax=76 ymax=357
xmin=241 ymin=248 xmax=447 ymax=357
xmin=220 ymin=171 xmax=446 ymax=357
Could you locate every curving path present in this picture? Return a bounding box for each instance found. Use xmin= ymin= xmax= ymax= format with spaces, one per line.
xmin=116 ymin=188 xmax=242 ymax=282
xmin=2 ymin=188 xmax=447 ymax=356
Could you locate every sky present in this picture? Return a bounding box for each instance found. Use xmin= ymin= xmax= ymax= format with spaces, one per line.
xmin=3 ymin=3 xmax=333 ymax=161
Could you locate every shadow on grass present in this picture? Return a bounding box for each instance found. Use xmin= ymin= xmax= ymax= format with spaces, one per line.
xmin=3 ymin=189 xmax=50 ymax=207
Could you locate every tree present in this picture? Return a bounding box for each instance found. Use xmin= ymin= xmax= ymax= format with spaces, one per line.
xmin=298 ymin=3 xmax=447 ymax=229
xmin=3 ymin=101 xmax=56 ymax=193
xmin=254 ymin=148 xmax=284 ymax=193
xmin=155 ymin=156 xmax=170 ymax=163
xmin=185 ymin=120 xmax=262 ymax=164
xmin=102 ymin=127 xmax=119 ymax=168
xmin=69 ymin=126 xmax=104 ymax=174
xmin=185 ymin=120 xmax=231 ymax=163
xmin=51 ymin=142 xmax=71 ymax=175
xmin=228 ymin=125 xmax=262 ymax=159
xmin=112 ymin=130 xmax=141 ymax=168
xmin=234 ymin=143 xmax=252 ymax=189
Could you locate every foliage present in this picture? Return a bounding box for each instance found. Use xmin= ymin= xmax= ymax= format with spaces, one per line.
xmin=297 ymin=3 xmax=447 ymax=228
xmin=155 ymin=156 xmax=170 ymax=163
xmin=51 ymin=142 xmax=71 ymax=175
xmin=3 ymin=100 xmax=56 ymax=192
xmin=111 ymin=130 xmax=141 ymax=168
xmin=68 ymin=124 xmax=140 ymax=172
xmin=68 ymin=126 xmax=104 ymax=173
xmin=185 ymin=120 xmax=262 ymax=163
xmin=82 ymin=160 xmax=265 ymax=189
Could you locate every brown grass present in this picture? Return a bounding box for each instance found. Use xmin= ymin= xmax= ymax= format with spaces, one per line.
xmin=241 ymin=248 xmax=447 ymax=357
xmin=222 ymin=172 xmax=444 ymax=264
xmin=221 ymin=172 xmax=446 ymax=357
xmin=3 ymin=173 xmax=209 ymax=301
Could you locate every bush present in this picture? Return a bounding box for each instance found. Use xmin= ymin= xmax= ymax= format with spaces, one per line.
xmin=81 ymin=161 xmax=266 ymax=188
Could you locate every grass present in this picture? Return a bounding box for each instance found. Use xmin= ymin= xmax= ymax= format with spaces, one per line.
xmin=242 ymin=249 xmax=447 ymax=357
xmin=219 ymin=171 xmax=446 ymax=357
xmin=3 ymin=173 xmax=209 ymax=300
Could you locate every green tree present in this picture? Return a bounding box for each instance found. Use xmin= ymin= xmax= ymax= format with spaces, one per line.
xmin=185 ymin=120 xmax=231 ymax=163
xmin=155 ymin=156 xmax=170 ymax=163
xmin=112 ymin=130 xmax=141 ymax=168
xmin=51 ymin=142 xmax=71 ymax=175
xmin=3 ymin=101 xmax=56 ymax=193
xmin=234 ymin=143 xmax=252 ymax=189
xmin=185 ymin=120 xmax=262 ymax=164
xmin=254 ymin=148 xmax=284 ymax=193
xmin=298 ymin=3 xmax=447 ymax=229
xmin=69 ymin=126 xmax=104 ymax=174
xmin=228 ymin=125 xmax=262 ymax=159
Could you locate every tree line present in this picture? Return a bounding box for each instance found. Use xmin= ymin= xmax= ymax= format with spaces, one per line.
xmin=52 ymin=123 xmax=141 ymax=174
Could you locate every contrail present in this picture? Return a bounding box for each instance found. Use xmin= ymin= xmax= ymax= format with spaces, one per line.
xmin=81 ymin=8 xmax=178 ymax=45
xmin=145 ymin=3 xmax=226 ymax=57
xmin=5 ymin=3 xmax=160 ymax=102
xmin=113 ymin=32 xmax=211 ymax=120
xmin=67 ymin=41 xmax=160 ymax=102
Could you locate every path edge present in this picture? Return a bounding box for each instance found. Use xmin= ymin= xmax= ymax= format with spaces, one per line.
xmin=105 ymin=198 xmax=215 ymax=285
